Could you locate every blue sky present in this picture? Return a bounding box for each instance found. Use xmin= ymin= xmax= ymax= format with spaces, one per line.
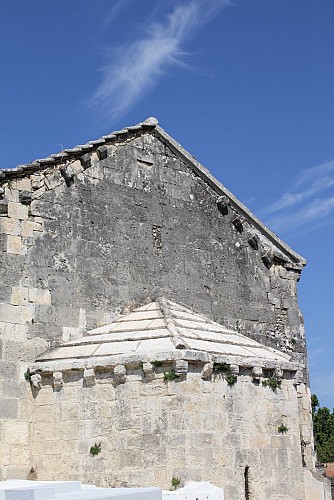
xmin=1 ymin=1 xmax=333 ymax=407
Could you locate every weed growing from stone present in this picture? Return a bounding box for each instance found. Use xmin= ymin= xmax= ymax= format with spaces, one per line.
xmin=151 ymin=360 xmax=163 ymax=368
xmin=24 ymin=369 xmax=31 ymax=381
xmin=213 ymin=362 xmax=231 ymax=374
xmin=171 ymin=476 xmax=181 ymax=490
xmin=213 ymin=363 xmax=238 ymax=386
xmin=164 ymin=370 xmax=180 ymax=381
xmin=90 ymin=442 xmax=102 ymax=456
xmin=262 ymin=376 xmax=281 ymax=392
xmin=278 ymin=424 xmax=288 ymax=434
xmin=226 ymin=374 xmax=237 ymax=386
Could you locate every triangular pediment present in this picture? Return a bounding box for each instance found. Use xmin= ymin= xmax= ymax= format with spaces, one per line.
xmin=0 ymin=117 xmax=305 ymax=267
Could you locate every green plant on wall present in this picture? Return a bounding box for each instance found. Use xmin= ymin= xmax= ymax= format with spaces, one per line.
xmin=24 ymin=369 xmax=32 ymax=381
xmin=164 ymin=370 xmax=180 ymax=381
xmin=90 ymin=442 xmax=102 ymax=456
xmin=151 ymin=360 xmax=163 ymax=368
xmin=213 ymin=362 xmax=238 ymax=386
xmin=213 ymin=362 xmax=231 ymax=374
xmin=262 ymin=376 xmax=281 ymax=392
xmin=226 ymin=374 xmax=237 ymax=386
xmin=278 ymin=424 xmax=288 ymax=434
xmin=171 ymin=476 xmax=181 ymax=490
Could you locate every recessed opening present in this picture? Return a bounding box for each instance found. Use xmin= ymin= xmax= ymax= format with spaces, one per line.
xmin=244 ymin=466 xmax=250 ymax=500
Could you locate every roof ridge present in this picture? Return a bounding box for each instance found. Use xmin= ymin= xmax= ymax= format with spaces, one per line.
xmin=0 ymin=116 xmax=305 ymax=266
xmin=156 ymin=297 xmax=191 ymax=350
xmin=0 ymin=117 xmax=158 ymax=179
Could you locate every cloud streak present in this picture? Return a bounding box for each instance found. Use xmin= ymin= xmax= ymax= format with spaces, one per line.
xmin=91 ymin=0 xmax=230 ymax=119
xmin=262 ymin=158 xmax=334 ymax=233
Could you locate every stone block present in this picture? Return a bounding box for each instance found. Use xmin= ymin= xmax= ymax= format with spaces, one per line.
xmin=7 ymin=235 xmax=26 ymax=255
xmin=0 ymin=198 xmax=8 ymax=214
xmin=83 ymin=367 xmax=96 ymax=386
xmin=80 ymin=153 xmax=92 ymax=169
xmin=53 ymin=372 xmax=64 ymax=389
xmin=114 ymin=365 xmax=127 ymax=384
xmin=0 ymin=304 xmax=22 ymax=324
xmin=1 ymin=379 xmax=27 ymax=399
xmin=21 ymin=220 xmax=43 ymax=238
xmin=3 ymin=421 xmax=30 ymax=444
xmin=11 ymin=286 xmax=29 ymax=306
xmin=28 ymin=287 xmax=51 ymax=304
xmin=30 ymin=373 xmax=42 ymax=389
xmin=0 ymin=218 xmax=21 ymax=236
xmin=14 ymin=177 xmax=32 ymax=192
xmin=7 ymin=202 xmax=29 ymax=220
xmin=0 ymin=398 xmax=18 ymax=419
xmin=143 ymin=362 xmax=155 ymax=381
xmin=31 ymin=175 xmax=43 ymax=190
xmin=175 ymin=360 xmax=188 ymax=376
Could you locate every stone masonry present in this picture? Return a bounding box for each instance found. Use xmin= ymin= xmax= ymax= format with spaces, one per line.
xmin=0 ymin=118 xmax=327 ymax=499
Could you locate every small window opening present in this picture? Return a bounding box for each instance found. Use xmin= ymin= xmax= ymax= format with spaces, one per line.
xmin=244 ymin=466 xmax=250 ymax=500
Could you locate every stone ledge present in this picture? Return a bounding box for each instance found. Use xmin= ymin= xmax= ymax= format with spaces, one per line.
xmin=29 ymin=350 xmax=303 ymax=389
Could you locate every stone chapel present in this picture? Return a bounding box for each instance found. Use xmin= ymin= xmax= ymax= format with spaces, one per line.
xmin=0 ymin=117 xmax=330 ymax=499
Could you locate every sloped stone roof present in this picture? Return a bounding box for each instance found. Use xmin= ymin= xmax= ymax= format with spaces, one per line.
xmin=33 ymin=298 xmax=294 ymax=374
xmin=0 ymin=117 xmax=305 ymax=266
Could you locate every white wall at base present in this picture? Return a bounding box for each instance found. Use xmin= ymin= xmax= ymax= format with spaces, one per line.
xmin=303 ymin=470 xmax=332 ymax=500
xmin=162 ymin=481 xmax=224 ymax=500
xmin=0 ymin=481 xmax=162 ymax=500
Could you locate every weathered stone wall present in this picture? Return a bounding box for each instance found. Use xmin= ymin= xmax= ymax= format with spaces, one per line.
xmin=0 ymin=128 xmax=307 ymax=480
xmin=21 ymin=367 xmax=307 ymax=500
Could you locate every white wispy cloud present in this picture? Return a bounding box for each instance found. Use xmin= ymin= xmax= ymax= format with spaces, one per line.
xmin=262 ymin=158 xmax=334 ymax=233
xmin=91 ymin=0 xmax=230 ymax=119
xmin=103 ymin=0 xmax=131 ymax=26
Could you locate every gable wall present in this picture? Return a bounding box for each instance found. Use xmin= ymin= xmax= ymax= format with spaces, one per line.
xmin=0 ymin=131 xmax=307 ymax=478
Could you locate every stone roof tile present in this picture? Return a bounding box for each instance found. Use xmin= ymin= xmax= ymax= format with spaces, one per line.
xmin=34 ymin=298 xmax=291 ymax=369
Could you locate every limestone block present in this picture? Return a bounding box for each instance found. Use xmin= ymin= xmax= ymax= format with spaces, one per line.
xmin=143 ymin=362 xmax=155 ymax=381
xmin=10 ymin=445 xmax=31 ymax=466
xmin=14 ymin=177 xmax=31 ymax=192
xmin=30 ymin=373 xmax=42 ymax=389
xmin=31 ymin=175 xmax=43 ymax=190
xmin=80 ymin=153 xmax=92 ymax=169
xmin=3 ymin=421 xmax=30 ymax=445
xmin=31 ymin=186 xmax=46 ymax=201
xmin=175 ymin=360 xmax=188 ymax=376
xmin=252 ymin=366 xmax=263 ymax=381
xmin=11 ymin=286 xmax=29 ymax=306
xmin=293 ymin=369 xmax=304 ymax=384
xmin=7 ymin=202 xmax=29 ymax=220
xmin=274 ymin=367 xmax=284 ymax=379
xmin=7 ymin=235 xmax=26 ymax=255
xmin=53 ymin=372 xmax=64 ymax=389
xmin=21 ymin=220 xmax=43 ymax=238
xmin=84 ymin=367 xmax=96 ymax=386
xmin=28 ymin=287 xmax=51 ymax=304
xmin=114 ymin=365 xmax=127 ymax=384
xmin=0 ymin=304 xmax=22 ymax=324
xmin=201 ymin=362 xmax=213 ymax=380
xmin=0 ymin=198 xmax=8 ymax=214
xmin=0 ymin=218 xmax=21 ymax=236
xmin=43 ymin=171 xmax=63 ymax=190
xmin=21 ymin=304 xmax=34 ymax=323
xmin=0 ymin=398 xmax=18 ymax=419
xmin=5 ymin=186 xmax=19 ymax=202
xmin=229 ymin=364 xmax=239 ymax=375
